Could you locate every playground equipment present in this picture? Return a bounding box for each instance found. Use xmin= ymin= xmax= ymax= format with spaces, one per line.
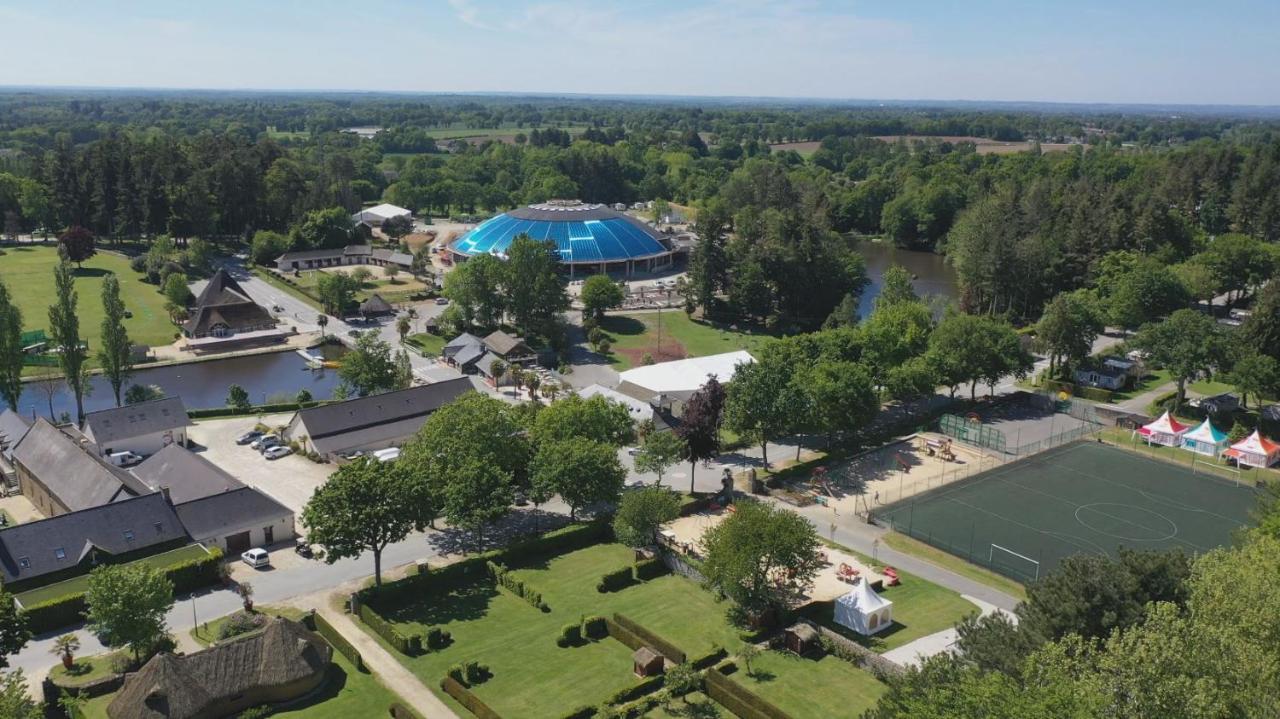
xmin=922 ymin=437 xmax=957 ymax=462
xmin=882 ymin=566 xmax=900 ymax=587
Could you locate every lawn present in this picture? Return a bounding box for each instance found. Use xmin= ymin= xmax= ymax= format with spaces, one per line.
xmin=14 ymin=544 xmax=211 ymax=607
xmin=599 ymin=313 xmax=775 ymax=370
xmin=49 ymin=650 xmax=127 ymax=689
xmin=190 ymin=604 xmax=309 ymax=647
xmin=263 ymin=268 xmax=428 ymax=310
xmin=79 ymin=637 xmax=410 ymax=719
xmin=368 ymin=543 xmax=744 ymax=718
xmin=0 ymin=246 xmax=176 ymax=353
xmin=732 ymin=650 xmax=887 ymax=719
xmin=1109 ymin=367 xmax=1172 ymax=402
xmin=405 ymin=333 xmax=446 ymax=357
xmin=880 ymin=532 xmax=1027 ymax=602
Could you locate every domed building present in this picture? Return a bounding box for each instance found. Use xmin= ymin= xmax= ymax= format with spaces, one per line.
xmin=449 ymin=200 xmax=679 ymax=277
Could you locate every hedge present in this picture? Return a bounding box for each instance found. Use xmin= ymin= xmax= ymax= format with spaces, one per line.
xmin=487 ymin=561 xmax=548 ymax=611
xmin=596 ymin=566 xmax=635 ymax=593
xmin=313 ymin=612 xmax=365 ymax=671
xmin=188 ymin=400 xmax=331 ymax=419
xmin=606 ymin=675 xmax=666 ymax=706
xmin=604 ymin=616 xmax=645 ymax=653
xmin=582 ymin=616 xmax=608 ymax=640
xmin=690 ymin=646 xmax=729 ymax=671
xmin=359 ymin=604 xmax=421 ymax=655
xmin=611 ymin=614 xmax=686 ymax=664
xmin=559 ymin=706 xmax=597 ymax=719
xmin=557 ymin=623 xmax=582 ymax=648
xmin=425 ymin=626 xmax=452 ymax=651
xmin=389 ymin=702 xmax=420 ymax=719
xmin=704 ymin=668 xmax=793 ymax=719
xmin=167 ymin=546 xmax=225 ymax=593
xmin=441 ymin=675 xmax=502 ymax=719
xmin=632 ymin=558 xmax=667 ymax=582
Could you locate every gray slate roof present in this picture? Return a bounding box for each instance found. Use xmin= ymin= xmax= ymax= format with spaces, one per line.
xmin=12 ymin=420 xmax=151 ymax=511
xmin=290 ymin=378 xmax=473 ymax=454
xmin=443 ymin=332 xmax=483 ymax=356
xmin=371 ymin=248 xmax=413 ymax=266
xmin=83 ymin=397 xmax=191 ymax=447
xmin=129 ymin=444 xmax=243 ymax=505
xmin=0 ymin=492 xmax=189 ymax=586
xmin=174 ymin=487 xmax=293 ymax=541
xmin=482 ymin=330 xmax=532 ymax=357
xmin=109 ymin=617 xmax=331 ymax=719
xmin=0 ymin=409 xmax=31 ymax=461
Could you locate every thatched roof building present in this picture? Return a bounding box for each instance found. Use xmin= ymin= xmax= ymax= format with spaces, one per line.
xmin=108 ymin=617 xmax=331 ymax=719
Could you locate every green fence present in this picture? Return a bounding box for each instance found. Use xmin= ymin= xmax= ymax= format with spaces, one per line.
xmin=938 ymin=414 xmax=1007 ymax=453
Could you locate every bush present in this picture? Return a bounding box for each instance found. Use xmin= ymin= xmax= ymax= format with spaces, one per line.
xmin=128 ymin=255 xmax=146 ymax=273
xmin=389 ymin=702 xmax=419 ymax=719
xmin=582 ymin=616 xmax=608 ymax=640
xmin=1078 ymin=386 xmax=1113 ymax=402
xmin=218 ymin=611 xmax=267 ymax=640
xmin=237 ymin=707 xmax=274 ymax=719
xmin=441 ymin=675 xmax=502 ymax=719
xmin=424 ymin=626 xmax=452 ymax=651
xmin=596 ymin=567 xmax=635 ymax=593
xmin=448 ymin=663 xmax=466 ymax=685
xmin=606 ymin=675 xmax=665 ymax=706
xmin=166 ymin=546 xmax=225 ymax=594
xmin=488 ymin=561 xmax=549 ymax=611
xmin=557 ymin=623 xmax=582 ymax=648
xmin=359 ymin=604 xmax=420 ymax=655
xmin=465 ymin=660 xmax=491 ymax=685
xmin=314 ymin=612 xmax=364 ymax=671
xmin=21 ymin=593 xmax=86 ymax=635
xmin=632 ymin=558 xmax=668 ymax=582
xmin=561 ymin=706 xmax=597 ymax=719
xmin=703 ymin=668 xmax=792 ymax=719
xmin=612 ymin=614 xmax=686 ymax=663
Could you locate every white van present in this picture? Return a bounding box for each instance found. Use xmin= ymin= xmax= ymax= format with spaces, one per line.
xmin=107 ymin=451 xmax=144 ymax=467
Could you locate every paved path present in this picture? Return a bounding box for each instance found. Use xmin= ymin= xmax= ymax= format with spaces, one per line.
xmin=881 ymin=594 xmax=1013 ymax=667
xmin=317 ymin=604 xmax=458 ymax=718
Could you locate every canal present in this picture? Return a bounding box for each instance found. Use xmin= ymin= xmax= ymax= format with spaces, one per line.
xmin=18 ymin=350 xmax=344 ymax=421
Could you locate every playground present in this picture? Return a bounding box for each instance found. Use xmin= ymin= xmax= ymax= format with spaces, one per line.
xmin=807 ymin=435 xmax=998 ymax=512
xmin=873 ymin=441 xmax=1257 ymax=582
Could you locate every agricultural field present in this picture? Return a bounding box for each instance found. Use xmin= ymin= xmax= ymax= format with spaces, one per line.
xmin=0 ymin=245 xmax=177 ymax=354
xmin=598 ymin=313 xmax=775 ymax=370
xmin=871 ymin=135 xmax=1082 ymax=155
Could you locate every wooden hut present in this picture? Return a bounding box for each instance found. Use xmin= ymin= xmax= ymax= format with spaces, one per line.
xmin=783 ymin=623 xmax=819 ymax=656
xmin=633 ymin=647 xmax=664 ymax=677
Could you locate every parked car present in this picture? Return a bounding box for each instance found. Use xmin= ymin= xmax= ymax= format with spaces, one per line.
xmin=373 ymin=447 xmax=400 ymax=463
xmin=435 ymin=297 xmax=450 ymax=305
xmin=241 ymin=548 xmax=270 ymax=568
xmin=106 ymin=450 xmax=145 ymax=467
xmin=236 ymin=430 xmax=263 ymax=445
xmin=294 ymin=538 xmax=314 ymax=558
xmin=263 ymin=445 xmax=293 ymax=460
xmin=250 ymin=434 xmax=279 ymax=451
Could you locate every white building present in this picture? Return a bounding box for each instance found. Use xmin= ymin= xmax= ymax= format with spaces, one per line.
xmin=81 ymin=397 xmax=192 ymax=457
xmin=616 ymin=351 xmax=755 ymax=396
xmin=351 ymin=203 xmax=412 ymax=227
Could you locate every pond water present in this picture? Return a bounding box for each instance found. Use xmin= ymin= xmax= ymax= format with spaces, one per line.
xmin=18 ymin=350 xmax=344 ymax=421
xmin=855 ymin=240 xmax=960 ymax=319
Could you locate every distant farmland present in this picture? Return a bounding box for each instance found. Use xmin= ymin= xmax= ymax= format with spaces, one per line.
xmin=770 ymin=136 xmax=1083 ymax=157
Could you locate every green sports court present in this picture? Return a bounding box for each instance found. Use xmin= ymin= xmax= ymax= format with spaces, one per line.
xmin=874 ymin=441 xmax=1257 ymax=582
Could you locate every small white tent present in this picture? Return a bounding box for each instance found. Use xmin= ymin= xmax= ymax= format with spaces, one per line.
xmin=1137 ymin=411 xmax=1189 ymax=447
xmin=833 ymin=579 xmax=893 ymax=635
xmin=1181 ymin=418 xmax=1229 ymax=457
xmin=1225 ymin=430 xmax=1280 ymax=468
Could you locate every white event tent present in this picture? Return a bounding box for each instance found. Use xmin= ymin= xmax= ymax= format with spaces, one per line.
xmin=1137 ymin=411 xmax=1189 ymax=448
xmin=833 ymin=579 xmax=893 ymax=636
xmin=1224 ymin=430 xmax=1280 ymax=468
xmin=1181 ymin=418 xmax=1229 ymax=457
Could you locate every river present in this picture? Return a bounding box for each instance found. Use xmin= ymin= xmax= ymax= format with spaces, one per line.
xmin=17 ymin=350 xmax=344 ymax=421
xmin=855 ymin=240 xmax=959 ymax=319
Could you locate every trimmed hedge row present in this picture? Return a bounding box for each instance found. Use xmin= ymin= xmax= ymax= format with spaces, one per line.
xmin=559 ymin=706 xmax=597 ymax=719
xmin=606 ymin=675 xmax=665 ymax=706
xmin=596 ymin=566 xmax=635 ymax=593
xmin=313 ymin=612 xmax=365 ymax=671
xmin=558 ymin=623 xmax=582 ymax=647
xmin=704 ymin=668 xmax=793 ymax=719
xmin=559 ymin=615 xmax=609 ymax=648
xmin=441 ymin=675 xmax=502 ymax=719
xmin=22 ymin=546 xmax=226 ymax=634
xmin=359 ymin=603 xmax=421 ymax=655
xmin=583 ymin=615 xmax=608 ymax=640
xmin=612 ymin=613 xmax=686 ymax=664
xmin=1041 ymin=378 xmax=1114 ymax=403
xmin=389 ymin=702 xmax=420 ymax=719
xmin=690 ymin=646 xmax=729 ymax=671
xmin=487 ymin=561 xmax=548 ymax=611
xmin=633 ymin=558 xmax=667 ymax=581
xmin=448 ymin=660 xmax=492 ymax=686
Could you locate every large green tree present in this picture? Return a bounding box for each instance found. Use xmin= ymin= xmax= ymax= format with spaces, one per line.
xmin=442 ymin=458 xmax=514 ymax=549
xmin=613 ymin=485 xmax=681 ymax=548
xmin=338 ymin=331 xmax=399 ymax=396
xmin=302 ymin=458 xmax=427 ymax=587
xmin=532 ymin=437 xmax=626 ymax=520
xmin=48 ymin=257 xmax=89 ymax=425
xmin=800 ymin=360 xmax=879 ymax=448
xmin=579 ymin=274 xmax=625 ymax=320
xmin=0 ymin=588 xmax=29 ymax=668
xmin=97 ymin=274 xmax=133 ymax=407
xmin=1134 ymin=309 xmax=1229 ymax=412
xmin=85 ymin=564 xmax=174 ymax=662
xmin=443 ymin=253 xmax=505 ymax=330
xmin=700 ymin=500 xmax=823 ymax=616
xmin=530 ymin=394 xmax=635 ymax=447
xmin=290 ymin=206 xmax=354 ymax=249
xmin=0 ymin=280 xmax=23 ymax=412
xmin=632 ymin=430 xmax=686 ymax=486
xmin=315 ymin=272 xmax=359 ymax=315
xmin=502 ymin=235 xmax=569 ymax=338
xmin=724 ymin=355 xmax=805 ymax=469
xmin=1035 ymin=289 xmax=1104 ymax=378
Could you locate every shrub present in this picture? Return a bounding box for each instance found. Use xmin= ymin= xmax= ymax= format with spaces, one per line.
xmin=488 ymin=561 xmax=549 ymax=611
xmin=596 ymin=567 xmax=635 ymax=593
xmin=448 ymin=663 xmax=466 ymax=685
xmin=314 ymin=612 xmax=364 ymax=671
xmin=582 ymin=616 xmax=608 ymax=640
xmin=424 ymin=626 xmax=452 ymax=651
xmin=218 ymin=611 xmax=267 ymax=640
xmin=238 ymin=707 xmax=274 ymax=719
xmin=606 ymin=675 xmax=665 ymax=706
xmin=632 ymin=558 xmax=667 ymax=581
xmin=129 ymin=255 xmax=146 ymax=273
xmin=166 ymin=546 xmax=225 ymax=594
xmin=561 ymin=706 xmax=597 ymax=719
xmin=558 ymin=623 xmax=582 ymax=648
xmin=358 ymin=604 xmax=419 ymax=655
xmin=21 ymin=593 xmax=87 ymax=635
xmin=612 ymin=614 xmax=686 ymax=663
xmin=464 ymin=660 xmax=491 ymax=685
xmin=389 ymin=702 xmax=419 ymax=719
xmin=441 ymin=675 xmax=502 ymax=719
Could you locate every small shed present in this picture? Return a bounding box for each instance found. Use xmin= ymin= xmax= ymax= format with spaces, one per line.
xmin=359 ymin=293 xmax=394 ymax=317
xmin=833 ymin=579 xmax=894 ymax=636
xmin=633 ymin=647 xmax=664 ymax=678
xmin=783 ymin=623 xmax=819 ymax=656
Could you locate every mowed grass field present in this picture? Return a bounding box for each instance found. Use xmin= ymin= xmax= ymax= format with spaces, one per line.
xmin=599 ymin=313 xmax=775 ymax=370
xmin=0 ymin=246 xmax=176 ymax=351
xmin=734 ymin=650 xmax=888 ymax=719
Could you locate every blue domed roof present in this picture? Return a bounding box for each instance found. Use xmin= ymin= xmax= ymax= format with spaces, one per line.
xmin=451 ymin=201 xmax=668 ymax=264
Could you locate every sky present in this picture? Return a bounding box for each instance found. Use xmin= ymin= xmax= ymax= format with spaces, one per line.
xmin=1 ymin=0 xmax=1278 ymax=106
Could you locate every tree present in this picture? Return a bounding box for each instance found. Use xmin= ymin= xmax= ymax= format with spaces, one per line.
xmin=1240 ymin=279 xmax=1280 ymax=362
xmin=443 ymin=253 xmax=505 ymax=330
xmin=351 ymin=266 xmax=373 ymax=286
xmin=676 ymin=377 xmax=727 ymax=494
xmin=316 ymin=272 xmax=359 ymax=315
xmin=739 ymin=643 xmax=762 ymax=678
xmin=1227 ymin=351 xmax=1279 ymax=409
xmin=633 ymin=430 xmax=685 ymax=486
xmin=393 ymin=349 xmax=414 ymax=390
xmin=531 ymin=394 xmax=636 ymax=447
xmin=1134 ymin=309 xmax=1229 ymax=412
xmin=725 ymin=356 xmax=804 ymax=469
xmin=0 ymin=280 xmax=23 ymax=412
xmin=162 ymin=271 xmax=191 ymax=308
xmin=0 ymin=671 xmax=38 ymax=719
xmin=302 ymin=458 xmax=425 ymax=587
xmin=296 ymin=389 xmax=313 ymax=405
xmin=877 ymin=264 xmax=919 ymax=308
xmin=800 ymin=360 xmax=878 ymax=448
xmin=580 ymin=275 xmax=625 ymax=320
xmin=612 ymin=485 xmax=681 ymax=548
xmin=85 ymin=564 xmax=174 ymax=662
xmin=48 ymin=258 xmax=89 ymax=425
xmin=927 ymin=312 xmax=1031 ymax=399
xmin=701 ymin=500 xmax=823 ymax=616
xmin=57 ymin=225 xmax=95 ymax=267
xmin=1098 ymin=253 xmax=1190 ymax=331
xmin=442 ymin=458 xmax=514 ymax=549
xmin=124 ymin=384 xmax=164 ymax=405
xmin=503 ymin=235 xmax=570 ymax=338
xmin=183 ymin=237 xmax=213 ymax=274
xmin=98 ymin=274 xmax=133 ymax=407
xmin=381 ymin=214 xmax=412 ymax=241
xmin=489 ymin=358 xmax=507 ymax=391
xmin=1035 ymin=290 xmax=1104 ymax=378
xmin=50 ymin=634 xmax=80 ymax=670
xmin=532 ymin=437 xmax=626 ymax=520
xmin=339 ymin=331 xmax=398 ymax=396
xmin=290 ymin=207 xmax=354 ymax=249
xmin=396 ymin=315 xmax=411 ymax=343
xmin=0 ymin=587 xmax=29 ymax=668
xmin=227 ymin=384 xmax=250 ymax=411
xmin=249 ymin=230 xmax=290 ymax=266
xmin=317 ymin=313 xmax=329 ymax=340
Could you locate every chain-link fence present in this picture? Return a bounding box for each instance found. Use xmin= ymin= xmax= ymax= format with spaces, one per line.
xmin=938 ymin=414 xmax=1007 ymax=453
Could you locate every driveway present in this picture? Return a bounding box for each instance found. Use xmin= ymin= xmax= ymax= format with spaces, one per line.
xmin=188 ymin=413 xmax=335 ymax=516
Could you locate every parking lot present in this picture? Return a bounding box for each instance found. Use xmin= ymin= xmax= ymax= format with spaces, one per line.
xmin=187 ymin=413 xmax=335 ymax=516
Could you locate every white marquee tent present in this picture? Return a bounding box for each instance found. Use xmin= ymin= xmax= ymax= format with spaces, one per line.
xmin=1224 ymin=430 xmax=1280 ymax=468
xmin=1137 ymin=411 xmax=1189 ymax=448
xmin=833 ymin=579 xmax=893 ymax=636
xmin=1181 ymin=418 xmax=1229 ymax=457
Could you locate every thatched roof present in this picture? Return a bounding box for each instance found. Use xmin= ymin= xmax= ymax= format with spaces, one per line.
xmin=108 ymin=617 xmax=331 ymax=719
xmin=359 ymin=293 xmax=393 ymax=315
